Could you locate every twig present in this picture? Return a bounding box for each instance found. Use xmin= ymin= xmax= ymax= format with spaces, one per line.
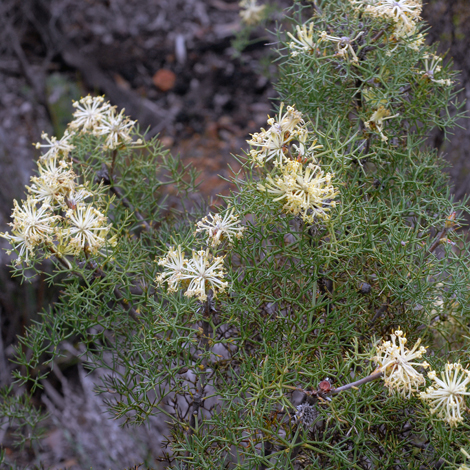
xmin=87 ymin=256 xmax=139 ymax=323
xmin=96 ymin=165 xmax=152 ymax=232
xmin=371 ymin=29 xmax=385 ymax=43
xmin=330 ymin=372 xmax=383 ymax=395
xmin=426 ymin=212 xmax=457 ymax=256
xmin=110 ymin=186 xmax=152 ymax=232
xmin=48 ymin=244 xmax=139 ymax=323
xmin=285 ymin=371 xmax=383 ymax=398
xmin=260 ymin=439 xmax=273 ymax=470
xmin=368 ymin=301 xmax=389 ymax=326
xmin=109 ymin=149 xmax=118 ymax=179
xmin=186 ymin=296 xmax=214 ymax=463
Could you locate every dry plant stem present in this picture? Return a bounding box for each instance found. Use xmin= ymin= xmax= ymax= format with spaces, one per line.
xmin=371 ymin=29 xmax=385 ymax=43
xmin=87 ymin=257 xmax=139 ymax=323
xmin=368 ymin=301 xmax=389 ymax=326
xmin=50 ymin=245 xmax=139 ymax=323
xmin=110 ymin=185 xmax=152 ymax=232
xmin=284 ymin=372 xmax=383 ymax=397
xmin=428 ymin=226 xmax=449 ymax=254
xmin=96 ymin=164 xmax=152 ymax=232
xmin=260 ymin=439 xmax=273 ymax=470
xmin=186 ymin=298 xmax=212 ymax=460
xmin=110 ymin=149 xmax=118 ymax=179
xmin=330 ymin=371 xmax=383 ymax=395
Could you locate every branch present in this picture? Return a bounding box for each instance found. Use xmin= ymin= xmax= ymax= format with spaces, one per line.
xmin=48 ymin=244 xmax=140 ymax=323
xmin=330 ymin=372 xmax=383 ymax=395
xmin=96 ymin=165 xmax=152 ymax=233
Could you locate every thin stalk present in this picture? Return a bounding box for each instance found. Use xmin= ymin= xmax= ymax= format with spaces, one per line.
xmin=110 ymin=149 xmax=118 ymax=179
xmin=330 ymin=372 xmax=383 ymax=395
xmin=186 ymin=297 xmax=213 ymax=464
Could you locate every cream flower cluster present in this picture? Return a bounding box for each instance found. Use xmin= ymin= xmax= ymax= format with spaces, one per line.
xmin=2 ymin=94 xmax=143 ymax=264
xmin=248 ymin=104 xmax=337 ymax=223
xmin=35 ymin=131 xmax=75 ymax=161
xmin=374 ymin=329 xmax=428 ymax=397
xmin=350 ymin=0 xmax=422 ymax=28
xmin=1 ymin=198 xmax=59 ymax=265
xmin=420 ymin=363 xmax=470 ymax=427
xmin=69 ymin=95 xmax=111 ymax=132
xmin=70 ymin=95 xmax=137 ymax=149
xmin=350 ymin=0 xmax=424 ymax=50
xmin=156 ymin=247 xmax=228 ymax=301
xmin=157 ymin=210 xmax=244 ymax=300
xmin=195 ymin=209 xmax=245 ymax=247
xmin=239 ymin=0 xmax=265 ymax=26
xmin=34 ymin=96 xmax=138 ymax=155
xmin=288 ymin=23 xmax=364 ymax=63
xmin=364 ymin=106 xmax=399 ymax=142
xmin=1 ymin=159 xmax=113 ymax=264
xmin=419 ymin=54 xmax=453 ymax=87
xmin=247 ymin=104 xmax=314 ymax=167
xmin=258 ymin=160 xmax=338 ymax=224
xmin=287 ymin=23 xmax=317 ymax=57
xmin=319 ymin=31 xmax=364 ymax=63
xmin=64 ymin=204 xmax=112 ymax=255
xmin=373 ymin=330 xmax=470 ymax=427
xmin=2 ymin=120 xmax=119 ymax=265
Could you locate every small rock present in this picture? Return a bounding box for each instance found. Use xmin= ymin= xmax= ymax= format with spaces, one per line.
xmin=359 ymin=282 xmax=372 ymax=294
xmin=152 ymin=69 xmax=176 ymax=92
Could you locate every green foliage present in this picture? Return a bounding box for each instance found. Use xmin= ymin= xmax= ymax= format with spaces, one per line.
xmin=0 ymin=385 xmax=47 ymax=449
xmin=2 ymin=0 xmax=470 ymax=468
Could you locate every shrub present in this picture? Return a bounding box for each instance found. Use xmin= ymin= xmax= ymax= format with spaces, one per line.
xmin=2 ymin=0 xmax=470 ymax=468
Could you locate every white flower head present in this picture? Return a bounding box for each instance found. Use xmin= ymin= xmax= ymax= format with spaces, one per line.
xmin=64 ymin=203 xmax=111 ymax=254
xmin=350 ymin=0 xmax=423 ymax=47
xmin=70 ymin=95 xmax=111 ymax=132
xmin=181 ymin=250 xmax=228 ymax=301
xmin=319 ymin=30 xmax=364 ymax=63
xmin=374 ymin=329 xmax=428 ymax=397
xmin=420 ymin=53 xmax=453 ymax=87
xmin=95 ymin=108 xmax=135 ymax=150
xmin=27 ymin=157 xmax=77 ymax=208
xmin=247 ymin=104 xmax=306 ymax=166
xmin=350 ymin=0 xmax=422 ymax=26
xmin=258 ymin=160 xmax=338 ymax=223
xmin=0 ymin=230 xmax=35 ymax=266
xmin=420 ymin=363 xmax=470 ymax=427
xmin=156 ymin=247 xmax=228 ymax=301
xmin=35 ymin=130 xmax=75 ymax=161
xmin=195 ymin=209 xmax=245 ymax=247
xmin=239 ymin=0 xmax=266 ymax=25
xmin=287 ymin=23 xmax=317 ymax=56
xmin=8 ymin=197 xmax=58 ymax=246
xmin=156 ymin=245 xmax=188 ymax=293
xmin=369 ymin=0 xmax=422 ymax=25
